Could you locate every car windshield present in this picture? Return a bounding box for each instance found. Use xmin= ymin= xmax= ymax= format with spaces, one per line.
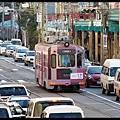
xmin=11 ymin=41 xmax=21 ymax=45
xmin=49 ymin=113 xmax=82 ymax=118
xmin=7 ymin=46 xmax=15 ymax=50
xmin=27 ymin=52 xmax=35 ymax=56
xmin=0 ymin=87 xmax=27 ymax=96
xmin=110 ymin=67 xmax=120 ymax=77
xmin=0 ymin=108 xmax=9 ymax=118
xmin=88 ymin=67 xmax=102 ymax=74
xmin=10 ymin=100 xmax=30 ymax=108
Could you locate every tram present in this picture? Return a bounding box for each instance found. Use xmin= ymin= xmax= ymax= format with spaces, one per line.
xmin=34 ymin=36 xmax=85 ymax=91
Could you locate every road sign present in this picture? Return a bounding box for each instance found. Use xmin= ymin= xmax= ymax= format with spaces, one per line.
xmin=78 ymin=2 xmax=85 ymax=6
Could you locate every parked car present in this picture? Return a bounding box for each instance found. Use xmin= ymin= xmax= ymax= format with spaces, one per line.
xmin=26 ymin=97 xmax=75 ymax=118
xmin=0 ymin=102 xmax=26 ymax=118
xmin=41 ymin=105 xmax=84 ymax=118
xmin=85 ymin=66 xmax=102 ymax=88
xmin=23 ymin=50 xmax=35 ymax=66
xmin=6 ymin=95 xmax=31 ymax=112
xmin=4 ymin=45 xmax=19 ymax=57
xmin=0 ymin=84 xmax=31 ymax=101
xmin=0 ymin=42 xmax=11 ymax=55
xmin=13 ymin=46 xmax=29 ymax=62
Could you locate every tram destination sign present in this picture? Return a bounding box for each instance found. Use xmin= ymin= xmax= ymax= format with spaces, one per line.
xmin=58 ymin=49 xmax=76 ymax=54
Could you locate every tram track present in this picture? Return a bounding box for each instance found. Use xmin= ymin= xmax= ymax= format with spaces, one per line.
xmin=0 ymin=58 xmax=120 ymax=117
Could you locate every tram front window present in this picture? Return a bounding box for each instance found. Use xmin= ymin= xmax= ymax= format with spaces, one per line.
xmin=58 ymin=55 xmax=75 ymax=67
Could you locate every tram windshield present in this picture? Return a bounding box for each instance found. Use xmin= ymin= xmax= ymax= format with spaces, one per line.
xmin=58 ymin=55 xmax=75 ymax=67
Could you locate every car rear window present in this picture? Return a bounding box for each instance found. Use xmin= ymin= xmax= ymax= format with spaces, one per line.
xmin=0 ymin=108 xmax=9 ymax=118
xmin=0 ymin=87 xmax=27 ymax=96
xmin=49 ymin=113 xmax=82 ymax=118
xmin=37 ymin=101 xmax=74 ymax=111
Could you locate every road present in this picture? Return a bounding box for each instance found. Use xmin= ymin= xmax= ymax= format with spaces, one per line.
xmin=0 ymin=56 xmax=120 ymax=118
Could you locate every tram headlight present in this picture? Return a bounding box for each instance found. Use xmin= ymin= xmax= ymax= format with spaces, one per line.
xmin=64 ymin=42 xmax=69 ymax=47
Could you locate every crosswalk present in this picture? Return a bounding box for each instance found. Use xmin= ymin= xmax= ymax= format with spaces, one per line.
xmin=0 ymin=79 xmax=35 ymax=84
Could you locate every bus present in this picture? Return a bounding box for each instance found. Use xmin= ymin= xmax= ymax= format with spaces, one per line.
xmin=34 ymin=38 xmax=85 ymax=91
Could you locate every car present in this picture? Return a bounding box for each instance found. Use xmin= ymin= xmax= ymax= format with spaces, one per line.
xmin=6 ymin=95 xmax=31 ymax=112
xmin=13 ymin=46 xmax=29 ymax=62
xmin=41 ymin=105 xmax=84 ymax=118
xmin=4 ymin=45 xmax=19 ymax=57
xmin=0 ymin=84 xmax=31 ymax=101
xmin=23 ymin=50 xmax=35 ymax=66
xmin=85 ymin=65 xmax=102 ymax=88
xmin=0 ymin=102 xmax=26 ymax=118
xmin=84 ymin=58 xmax=92 ymax=70
xmin=100 ymin=59 xmax=120 ymax=95
xmin=0 ymin=42 xmax=11 ymax=55
xmin=11 ymin=39 xmax=22 ymax=46
xmin=26 ymin=97 xmax=75 ymax=118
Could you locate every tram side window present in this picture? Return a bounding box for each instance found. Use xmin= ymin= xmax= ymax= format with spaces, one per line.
xmin=77 ymin=54 xmax=82 ymax=68
xmin=51 ymin=54 xmax=56 ymax=68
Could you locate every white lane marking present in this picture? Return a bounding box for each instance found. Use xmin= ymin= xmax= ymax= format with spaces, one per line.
xmin=0 ymin=69 xmax=3 ymax=71
xmin=0 ymin=80 xmax=7 ymax=83
xmin=12 ymin=69 xmax=18 ymax=71
xmin=17 ymin=80 xmax=27 ymax=83
xmin=84 ymin=90 xmax=120 ymax=106
xmin=4 ymin=58 xmax=34 ymax=72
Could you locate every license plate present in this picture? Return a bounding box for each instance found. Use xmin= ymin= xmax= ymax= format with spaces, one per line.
xmin=97 ymin=81 xmax=100 ymax=84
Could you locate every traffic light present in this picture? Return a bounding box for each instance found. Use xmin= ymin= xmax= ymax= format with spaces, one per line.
xmin=80 ymin=9 xmax=96 ymax=13
xmin=81 ymin=9 xmax=86 ymax=13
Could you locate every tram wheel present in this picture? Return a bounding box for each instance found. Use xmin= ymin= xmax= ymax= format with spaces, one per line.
xmin=56 ymin=86 xmax=62 ymax=91
xmin=116 ymin=96 xmax=119 ymax=101
xmin=102 ymin=87 xmax=106 ymax=94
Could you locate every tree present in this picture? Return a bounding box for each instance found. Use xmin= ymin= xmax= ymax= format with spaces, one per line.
xmin=16 ymin=4 xmax=38 ymax=50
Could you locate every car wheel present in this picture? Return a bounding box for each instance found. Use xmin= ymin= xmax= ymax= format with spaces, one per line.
xmin=14 ymin=59 xmax=18 ymax=62
xmin=85 ymin=80 xmax=89 ymax=88
xmin=106 ymin=89 xmax=110 ymax=95
xmin=102 ymin=87 xmax=106 ymax=94
xmin=116 ymin=96 xmax=119 ymax=101
xmin=24 ymin=62 xmax=28 ymax=66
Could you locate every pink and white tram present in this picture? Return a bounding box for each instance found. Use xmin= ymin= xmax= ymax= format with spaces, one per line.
xmin=34 ymin=39 xmax=85 ymax=91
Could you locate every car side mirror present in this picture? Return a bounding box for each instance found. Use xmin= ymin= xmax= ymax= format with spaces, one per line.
xmin=22 ymin=110 xmax=26 ymax=115
xmin=28 ymin=91 xmax=31 ymax=95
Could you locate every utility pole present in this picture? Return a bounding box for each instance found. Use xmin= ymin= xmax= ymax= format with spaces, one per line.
xmin=37 ymin=2 xmax=42 ymax=43
xmin=42 ymin=2 xmax=44 ymax=42
xmin=62 ymin=2 xmax=64 ymax=34
xmin=68 ymin=2 xmax=71 ymax=38
xmin=2 ymin=2 xmax=4 ymax=41
xmin=11 ymin=2 xmax=14 ymax=39
xmin=2 ymin=2 xmax=4 ymax=26
xmin=119 ymin=2 xmax=120 ymax=59
xmin=45 ymin=2 xmax=48 ymax=33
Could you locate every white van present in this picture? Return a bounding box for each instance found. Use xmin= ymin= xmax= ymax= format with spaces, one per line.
xmin=100 ymin=59 xmax=120 ymax=95
xmin=26 ymin=97 xmax=75 ymax=118
xmin=114 ymin=68 xmax=120 ymax=101
xmin=41 ymin=105 xmax=84 ymax=118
